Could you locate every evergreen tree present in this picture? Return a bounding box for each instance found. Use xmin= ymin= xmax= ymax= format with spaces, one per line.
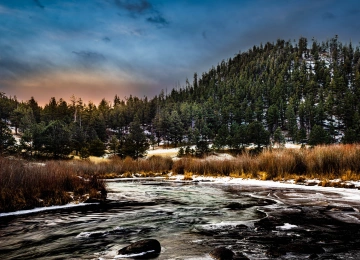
xmin=41 ymin=120 xmax=72 ymax=158
xmin=273 ymin=127 xmax=285 ymax=148
xmin=109 ymin=135 xmax=120 ymax=156
xmin=266 ymin=104 xmax=279 ymax=134
xmin=121 ymin=119 xmax=149 ymax=159
xmin=227 ymin=123 xmax=248 ymax=150
xmin=213 ymin=124 xmax=229 ymax=150
xmin=285 ymin=102 xmax=298 ymax=141
xmin=168 ymin=110 xmax=184 ymax=147
xmin=88 ymin=138 xmax=106 ymax=157
xmin=308 ymin=125 xmax=331 ymax=146
xmin=0 ymin=120 xmax=15 ymax=153
xmin=247 ymin=121 xmax=270 ymax=149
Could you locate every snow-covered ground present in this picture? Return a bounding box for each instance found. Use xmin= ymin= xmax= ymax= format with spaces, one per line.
xmin=168 ymin=174 xmax=360 ymax=203
xmin=0 ymin=202 xmax=98 ymax=218
xmin=147 ymin=147 xmax=180 ymax=157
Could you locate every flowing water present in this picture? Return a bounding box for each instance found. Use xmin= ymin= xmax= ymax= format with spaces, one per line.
xmin=1 ymin=179 xmax=360 ymax=259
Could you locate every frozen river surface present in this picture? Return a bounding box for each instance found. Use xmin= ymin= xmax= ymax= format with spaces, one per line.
xmin=1 ymin=179 xmax=360 ymax=259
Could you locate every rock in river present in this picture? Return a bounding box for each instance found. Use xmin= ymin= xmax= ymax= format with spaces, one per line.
xmin=209 ymin=247 xmax=234 ymax=260
xmin=118 ymin=239 xmax=161 ymax=258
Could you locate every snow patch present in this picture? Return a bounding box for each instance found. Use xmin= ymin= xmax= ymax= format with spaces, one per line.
xmin=276 ymin=223 xmax=298 ymax=230
xmin=115 ymin=250 xmax=155 ymax=258
xmin=0 ymin=202 xmax=98 ymax=218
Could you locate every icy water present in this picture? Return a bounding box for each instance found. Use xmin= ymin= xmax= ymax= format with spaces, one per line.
xmin=1 ymin=180 xmax=360 ymax=259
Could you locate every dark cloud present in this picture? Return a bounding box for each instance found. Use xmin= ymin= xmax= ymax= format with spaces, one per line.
xmin=322 ymin=12 xmax=336 ymax=20
xmin=0 ymin=56 xmax=54 ymax=81
xmin=202 ymin=31 xmax=207 ymax=40
xmin=33 ymin=0 xmax=45 ymax=9
xmin=347 ymin=9 xmax=360 ymax=15
xmin=72 ymin=51 xmax=106 ymax=63
xmin=102 ymin=37 xmax=111 ymax=42
xmin=114 ymin=0 xmax=152 ymax=14
xmin=146 ymin=14 xmax=169 ymax=27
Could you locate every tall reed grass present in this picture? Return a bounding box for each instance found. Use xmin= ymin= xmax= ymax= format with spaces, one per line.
xmin=172 ymin=145 xmax=360 ymax=180
xmin=0 ymin=155 xmax=173 ymax=213
xmin=0 ymin=157 xmax=106 ymax=213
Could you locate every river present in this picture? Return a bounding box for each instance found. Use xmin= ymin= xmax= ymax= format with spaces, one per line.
xmin=1 ymin=179 xmax=360 ymax=259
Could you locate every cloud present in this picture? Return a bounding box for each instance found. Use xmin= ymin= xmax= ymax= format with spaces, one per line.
xmin=102 ymin=37 xmax=111 ymax=42
xmin=146 ymin=14 xmax=169 ymax=27
xmin=0 ymin=55 xmax=53 ymax=80
xmin=72 ymin=51 xmax=106 ymax=62
xmin=33 ymin=0 xmax=45 ymax=9
xmin=114 ymin=0 xmax=152 ymax=14
xmin=322 ymin=12 xmax=336 ymax=20
xmin=347 ymin=9 xmax=360 ymax=15
xmin=202 ymin=31 xmax=207 ymax=40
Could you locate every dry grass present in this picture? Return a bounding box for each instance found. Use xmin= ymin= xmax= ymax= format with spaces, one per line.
xmin=65 ymin=155 xmax=173 ymax=178
xmin=171 ymin=144 xmax=360 ymax=181
xmin=183 ymin=172 xmax=193 ymax=181
xmin=0 ymin=157 xmax=106 ymax=213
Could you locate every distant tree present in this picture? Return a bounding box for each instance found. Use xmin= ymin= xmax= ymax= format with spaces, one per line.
xmin=41 ymin=120 xmax=72 ymax=158
xmin=266 ymin=104 xmax=279 ymax=134
xmin=213 ymin=124 xmax=229 ymax=150
xmin=273 ymin=127 xmax=285 ymax=148
xmin=177 ymin=147 xmax=185 ymax=157
xmin=109 ymin=135 xmax=120 ymax=156
xmin=0 ymin=120 xmax=15 ymax=153
xmin=20 ymin=122 xmax=46 ymax=156
xmin=71 ymin=123 xmax=88 ymax=156
xmin=227 ymin=123 xmax=248 ymax=150
xmin=27 ymin=96 xmax=42 ymax=123
xmin=10 ymin=105 xmax=27 ymax=134
xmin=88 ymin=138 xmax=106 ymax=157
xmin=296 ymin=127 xmax=307 ymax=144
xmin=120 ymin=119 xmax=149 ymax=159
xmin=308 ymin=125 xmax=331 ymax=146
xmin=342 ymin=128 xmax=358 ymax=144
xmin=92 ymin=112 xmax=107 ymax=142
xmin=247 ymin=121 xmax=270 ymax=149
xmin=168 ymin=110 xmax=184 ymax=147
xmin=79 ymin=147 xmax=90 ymax=159
xmin=285 ymin=102 xmax=298 ymax=141
xmin=195 ymin=140 xmax=210 ymax=157
xmin=42 ymin=97 xmax=58 ymax=123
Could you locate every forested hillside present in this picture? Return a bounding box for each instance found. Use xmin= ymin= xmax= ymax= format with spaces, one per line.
xmin=1 ymin=36 xmax=360 ymax=158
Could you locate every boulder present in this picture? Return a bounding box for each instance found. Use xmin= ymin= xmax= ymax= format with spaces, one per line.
xmin=118 ymin=239 xmax=161 ymax=258
xmin=209 ymin=247 xmax=234 ymax=260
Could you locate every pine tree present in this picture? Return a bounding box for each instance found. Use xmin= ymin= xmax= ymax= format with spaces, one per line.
xmin=308 ymin=125 xmax=331 ymax=146
xmin=0 ymin=120 xmax=15 ymax=153
xmin=273 ymin=127 xmax=285 ymax=148
xmin=248 ymin=121 xmax=270 ymax=149
xmin=121 ymin=118 xmax=149 ymax=159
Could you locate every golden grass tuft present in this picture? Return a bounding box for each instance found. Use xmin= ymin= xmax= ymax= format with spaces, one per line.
xmin=171 ymin=144 xmax=360 ymax=181
xmin=183 ymin=172 xmax=193 ymax=181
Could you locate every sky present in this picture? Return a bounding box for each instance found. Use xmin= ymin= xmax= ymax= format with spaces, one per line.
xmin=1 ymin=0 xmax=360 ymax=106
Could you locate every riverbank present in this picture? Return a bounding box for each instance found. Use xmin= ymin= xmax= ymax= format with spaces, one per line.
xmin=2 ymin=144 xmax=360 ymax=214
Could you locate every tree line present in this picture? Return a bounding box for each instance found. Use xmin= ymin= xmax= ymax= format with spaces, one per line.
xmin=1 ymin=36 xmax=360 ymax=158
